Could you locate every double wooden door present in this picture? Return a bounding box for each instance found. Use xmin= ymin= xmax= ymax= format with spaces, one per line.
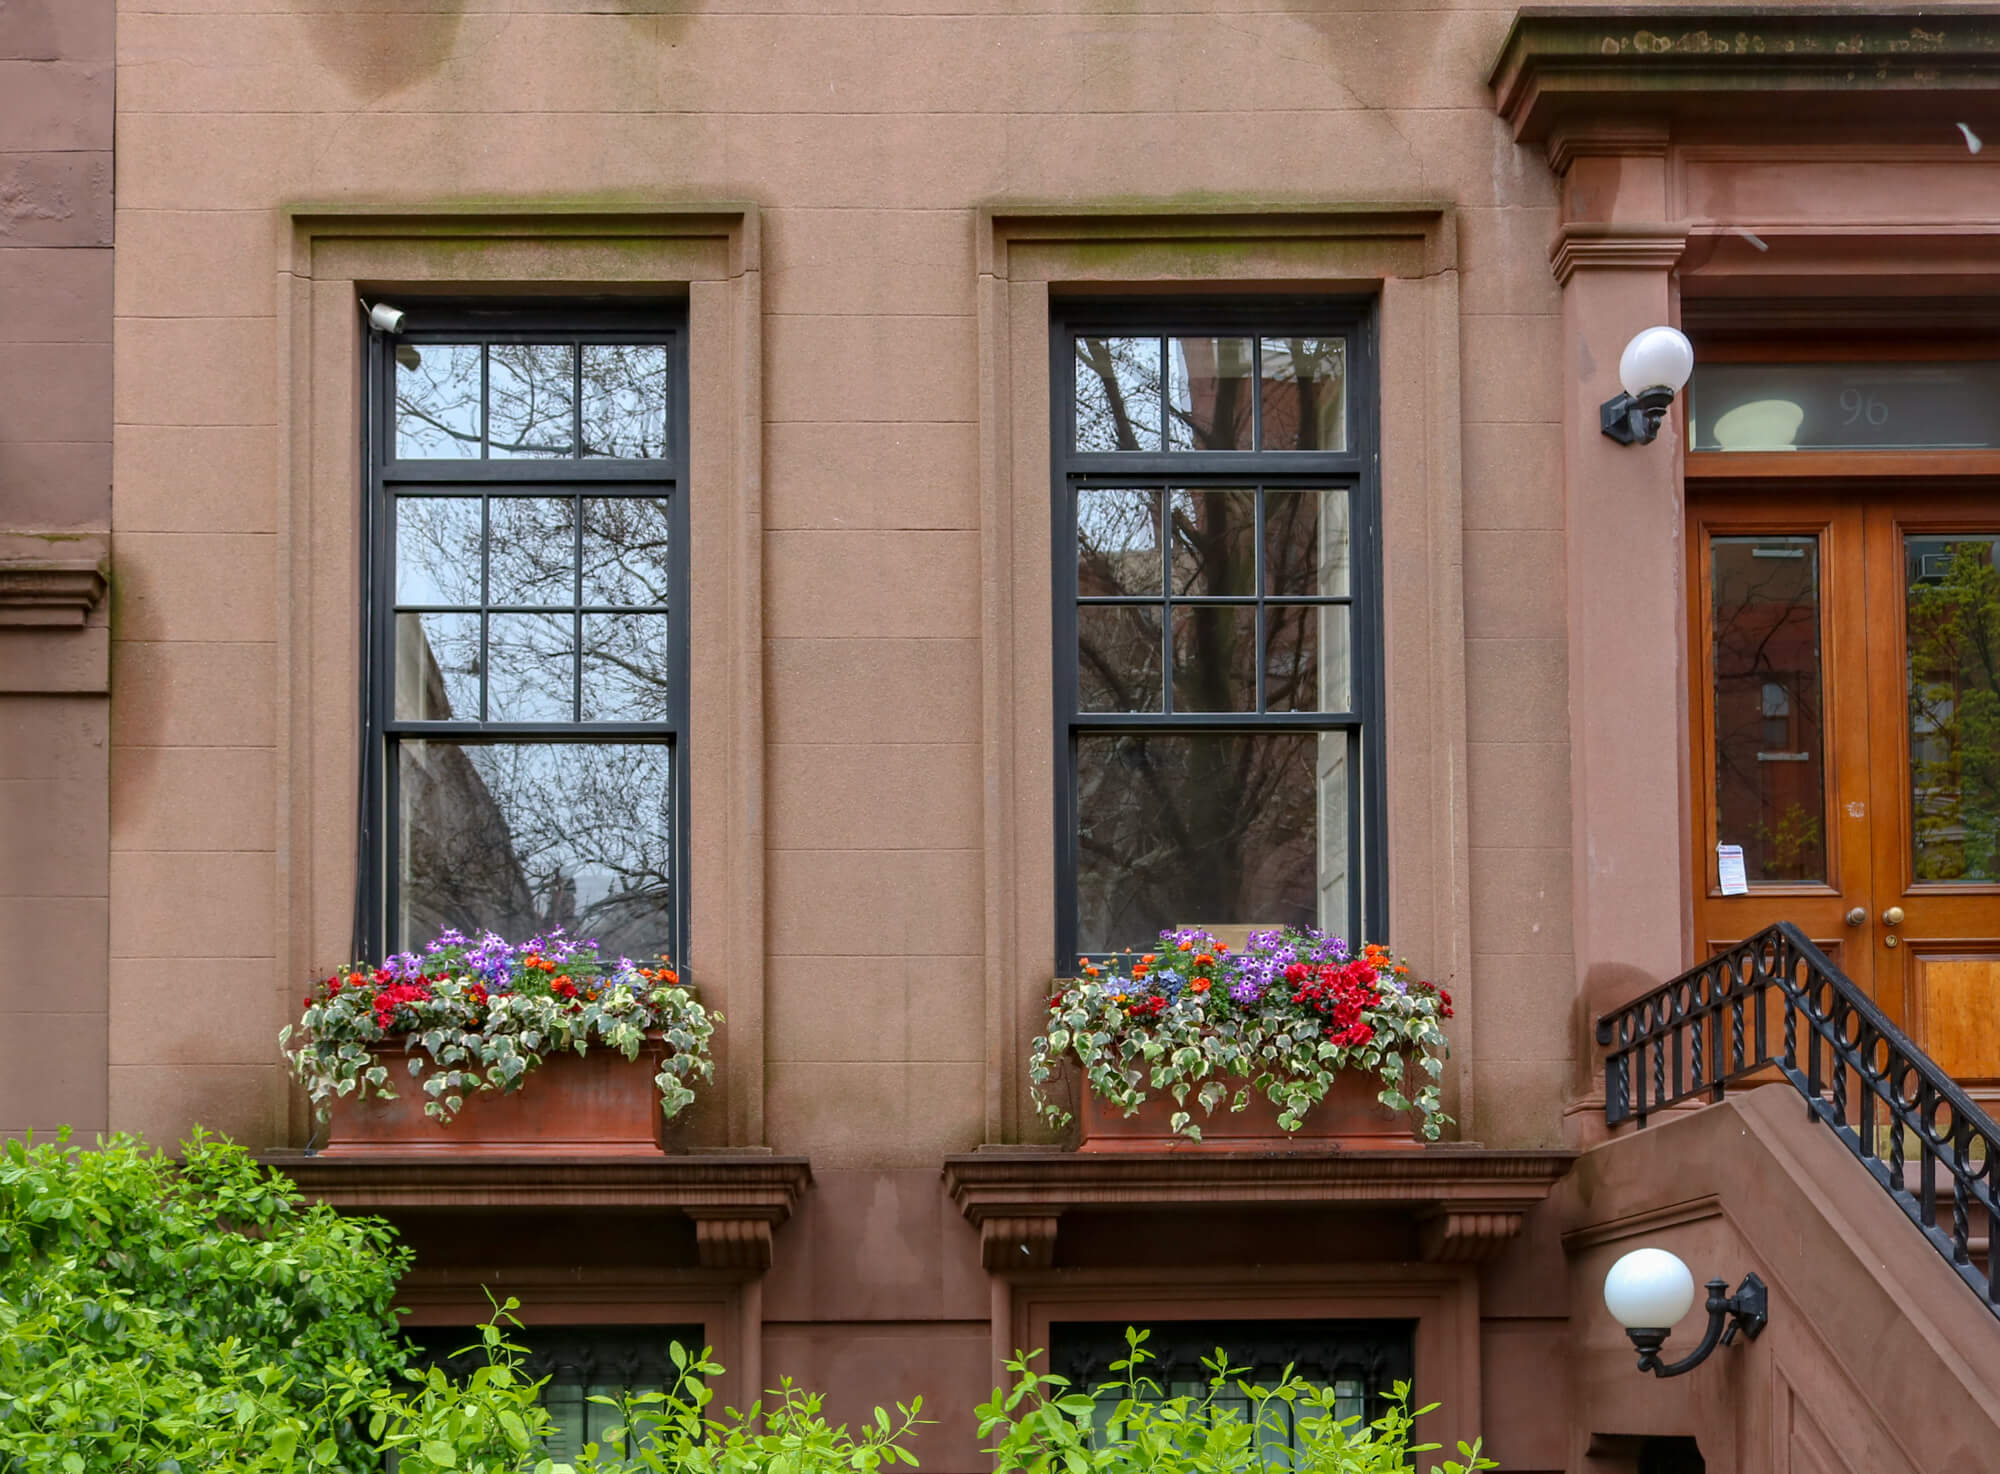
xmin=1690 ymin=488 xmax=2000 ymax=1094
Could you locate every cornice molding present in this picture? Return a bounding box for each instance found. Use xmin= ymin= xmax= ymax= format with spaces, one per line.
xmin=1550 ymin=222 xmax=1690 ymax=284
xmin=1491 ymin=7 xmax=2000 ymax=142
xmin=0 ymin=538 xmax=108 ymax=628
xmin=1544 ymin=120 xmax=1670 ymax=176
xmin=267 ymin=1152 xmax=812 ymax=1272
xmin=944 ymin=1149 xmax=1576 ymax=1267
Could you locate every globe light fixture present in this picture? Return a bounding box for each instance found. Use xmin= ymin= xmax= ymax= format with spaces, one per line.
xmin=1601 ymin=325 xmax=1695 ymax=446
xmin=1603 ymin=1247 xmax=1768 ymax=1378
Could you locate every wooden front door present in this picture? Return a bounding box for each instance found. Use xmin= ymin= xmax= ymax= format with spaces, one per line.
xmin=1690 ymin=488 xmax=2000 ymax=1095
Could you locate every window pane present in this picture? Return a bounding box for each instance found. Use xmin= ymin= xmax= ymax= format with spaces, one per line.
xmin=1172 ymin=605 xmax=1256 ymax=712
xmin=1710 ymin=536 xmax=1827 ymax=885
xmin=1267 ymin=603 xmax=1350 ymax=713
xmin=488 ymin=343 xmax=575 ymax=458
xmin=395 ymin=742 xmax=674 ymax=956
xmin=583 ymin=614 xmax=672 ymax=720
xmin=1260 ymin=337 xmax=1347 ymax=451
xmin=396 ymin=495 xmax=483 ymax=605
xmin=488 ymin=496 xmax=576 ymax=606
xmin=1170 ymin=488 xmax=1256 ymax=595
xmin=1077 ymin=488 xmax=1162 ymax=597
xmin=394 ymin=612 xmax=479 ymax=720
xmin=1264 ymin=488 xmax=1348 ymax=597
xmin=1079 ymin=606 xmax=1162 ymax=713
xmin=1168 ymin=336 xmax=1254 ymax=451
xmin=1907 ymin=534 xmax=2000 ymax=883
xmin=1074 ymin=733 xmax=1334 ymax=953
xmin=395 ymin=342 xmax=482 ymax=458
xmin=1075 ymin=337 xmax=1162 ymax=452
xmin=582 ymin=344 xmax=669 ymax=459
xmin=582 ymin=497 xmax=673 ymax=607
xmin=487 ymin=612 xmax=574 ymax=721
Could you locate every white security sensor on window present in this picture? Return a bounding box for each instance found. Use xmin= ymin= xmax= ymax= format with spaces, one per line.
xmin=367 ymin=302 xmax=408 ymax=334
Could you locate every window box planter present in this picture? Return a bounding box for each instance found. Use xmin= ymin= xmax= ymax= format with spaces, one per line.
xmin=321 ymin=1036 xmax=678 ymax=1156
xmin=284 ymin=929 xmax=716 ymax=1156
xmin=1077 ymin=1071 xmax=1411 ymax=1153
xmin=1031 ymin=927 xmax=1455 ymax=1147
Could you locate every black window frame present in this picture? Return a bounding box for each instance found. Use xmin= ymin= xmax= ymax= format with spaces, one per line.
xmin=357 ymin=301 xmax=692 ymax=961
xmin=1051 ymin=299 xmax=1387 ymax=968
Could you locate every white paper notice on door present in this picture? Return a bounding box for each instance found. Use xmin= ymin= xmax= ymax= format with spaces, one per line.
xmin=1716 ymin=844 xmax=1749 ymax=896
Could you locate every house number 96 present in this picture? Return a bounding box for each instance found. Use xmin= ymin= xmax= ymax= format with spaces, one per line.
xmin=1839 ymin=389 xmax=1890 ymax=426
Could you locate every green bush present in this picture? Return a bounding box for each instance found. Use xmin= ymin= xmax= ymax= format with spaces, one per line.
xmin=0 ymin=1129 xmax=411 ymax=1471
xmin=976 ymin=1330 xmax=1496 ymax=1474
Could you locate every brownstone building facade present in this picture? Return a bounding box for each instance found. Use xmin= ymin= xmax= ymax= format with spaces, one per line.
xmin=5 ymin=4 xmax=2000 ymax=1470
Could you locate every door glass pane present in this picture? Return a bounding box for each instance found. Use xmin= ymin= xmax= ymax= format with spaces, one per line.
xmin=1074 ymin=732 xmax=1344 ymax=953
xmin=396 ymin=741 xmax=674 ymax=956
xmin=1907 ymin=534 xmax=2000 ymax=883
xmin=1075 ymin=337 xmax=1162 ymax=452
xmin=1710 ymin=536 xmax=1828 ymax=885
xmin=1259 ymin=337 xmax=1347 ymax=451
xmin=1167 ymin=336 xmax=1254 ymax=451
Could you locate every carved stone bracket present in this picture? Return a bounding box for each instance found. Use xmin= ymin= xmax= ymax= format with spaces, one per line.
xmin=270 ymin=1152 xmax=813 ymax=1275
xmin=689 ymin=1211 xmax=781 ymax=1272
xmin=0 ymin=536 xmax=108 ymax=628
xmin=978 ymin=1213 xmax=1061 ymax=1271
xmin=1417 ymin=1206 xmax=1527 ymax=1263
xmin=945 ymin=1149 xmax=1575 ymax=1269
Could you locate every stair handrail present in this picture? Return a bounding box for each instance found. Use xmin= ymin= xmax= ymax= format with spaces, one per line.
xmin=1596 ymin=921 xmax=2000 ymax=1318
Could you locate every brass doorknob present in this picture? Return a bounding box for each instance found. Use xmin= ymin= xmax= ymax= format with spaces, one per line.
xmin=1883 ymin=906 xmax=1905 ymax=926
xmin=1844 ymin=906 xmax=1867 ymax=927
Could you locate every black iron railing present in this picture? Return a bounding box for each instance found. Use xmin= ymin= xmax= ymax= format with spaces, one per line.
xmin=1598 ymin=922 xmax=1999 ymax=1317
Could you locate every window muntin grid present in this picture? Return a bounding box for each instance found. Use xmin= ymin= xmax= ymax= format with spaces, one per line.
xmin=1054 ymin=307 xmax=1381 ymax=966
xmin=363 ymin=310 xmax=688 ymax=960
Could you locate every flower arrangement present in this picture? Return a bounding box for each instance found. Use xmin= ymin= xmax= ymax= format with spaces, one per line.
xmin=282 ymin=927 xmax=717 ymax=1128
xmin=1029 ymin=927 xmax=1455 ymax=1143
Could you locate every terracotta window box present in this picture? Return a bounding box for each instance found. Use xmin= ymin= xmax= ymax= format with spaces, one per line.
xmin=318 ymin=1038 xmax=677 ymax=1157
xmin=1077 ymin=1073 xmax=1413 ymax=1153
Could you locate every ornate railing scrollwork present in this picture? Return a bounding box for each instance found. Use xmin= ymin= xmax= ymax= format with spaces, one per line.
xmin=1598 ymin=922 xmax=2000 ymax=1319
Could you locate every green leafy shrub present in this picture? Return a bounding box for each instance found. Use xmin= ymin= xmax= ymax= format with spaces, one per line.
xmin=976 ymin=1329 xmax=1495 ymax=1474
xmin=565 ymin=1341 xmax=927 ymax=1474
xmin=0 ymin=1129 xmax=410 ymax=1471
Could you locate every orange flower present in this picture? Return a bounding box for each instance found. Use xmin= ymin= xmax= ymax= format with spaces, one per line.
xmin=1194 ymin=953 xmax=1214 ymax=966
xmin=662 ymin=969 xmax=679 ymax=984
xmin=1215 ymin=943 xmax=1229 ymax=954
xmin=1190 ymin=977 xmax=1211 ymax=993
xmin=1083 ymin=964 xmax=1101 ymax=977
xmin=1142 ymin=954 xmax=1157 ymax=965
xmin=1131 ymin=965 xmax=1149 ymax=979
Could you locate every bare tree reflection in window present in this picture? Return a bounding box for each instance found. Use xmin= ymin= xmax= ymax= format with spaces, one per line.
xmin=400 ymin=742 xmax=674 ymax=958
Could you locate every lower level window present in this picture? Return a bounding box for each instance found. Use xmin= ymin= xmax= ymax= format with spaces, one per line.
xmin=403 ymin=1323 xmax=700 ymax=1460
xmin=1049 ymin=1317 xmax=1414 ymax=1463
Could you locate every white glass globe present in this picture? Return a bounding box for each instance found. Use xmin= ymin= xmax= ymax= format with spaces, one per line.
xmin=1603 ymin=1247 xmax=1697 ymax=1330
xmin=1618 ymin=326 xmax=1695 ymax=397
